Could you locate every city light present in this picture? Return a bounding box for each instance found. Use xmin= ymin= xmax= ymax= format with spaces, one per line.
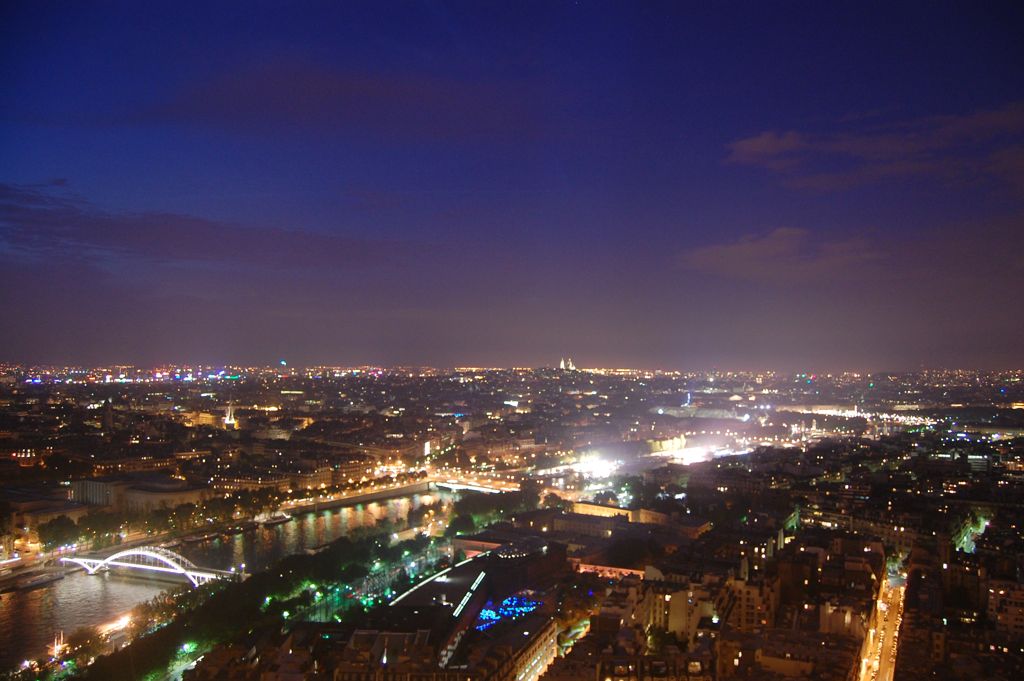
xmin=571 ymin=455 xmax=619 ymax=478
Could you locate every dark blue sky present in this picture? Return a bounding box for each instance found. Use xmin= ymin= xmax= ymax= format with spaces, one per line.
xmin=2 ymin=2 xmax=1023 ymax=370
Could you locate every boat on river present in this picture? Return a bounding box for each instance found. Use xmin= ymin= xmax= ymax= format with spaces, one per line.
xmin=2 ymin=571 xmax=65 ymax=593
xmin=259 ymin=511 xmax=292 ymax=527
xmin=221 ymin=521 xmax=259 ymax=539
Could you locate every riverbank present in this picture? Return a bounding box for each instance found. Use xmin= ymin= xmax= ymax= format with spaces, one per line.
xmin=1 ymin=480 xmax=436 ymax=594
xmin=0 ymin=478 xmax=436 ymax=594
xmin=281 ymin=479 xmax=433 ymax=515
xmin=0 ymin=486 xmax=452 ymax=672
xmin=77 ymin=530 xmax=446 ymax=681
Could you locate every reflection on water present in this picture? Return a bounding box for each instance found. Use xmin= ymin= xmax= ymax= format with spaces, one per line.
xmin=0 ymin=493 xmax=443 ymax=670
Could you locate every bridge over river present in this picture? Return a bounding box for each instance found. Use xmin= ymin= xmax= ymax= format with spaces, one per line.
xmin=62 ymin=546 xmax=239 ymax=586
xmin=1 ymin=483 xmax=450 ymax=669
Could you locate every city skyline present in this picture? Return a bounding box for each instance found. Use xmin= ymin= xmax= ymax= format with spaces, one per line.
xmin=3 ymin=6 xmax=1024 ymax=679
xmin=2 ymin=3 xmax=1023 ymax=370
xmin=1 ymin=363 xmax=1021 ymax=679
xmin=6 ymin=360 xmax=1024 ymax=378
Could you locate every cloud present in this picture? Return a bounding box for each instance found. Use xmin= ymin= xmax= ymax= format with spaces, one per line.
xmin=987 ymin=145 xmax=1024 ymax=195
xmin=678 ymin=227 xmax=885 ymax=283
xmin=726 ymin=102 xmax=1024 ymax=192
xmin=0 ymin=182 xmax=428 ymax=271
xmin=132 ymin=60 xmax=546 ymax=143
xmin=673 ymin=216 xmax=1024 ymax=370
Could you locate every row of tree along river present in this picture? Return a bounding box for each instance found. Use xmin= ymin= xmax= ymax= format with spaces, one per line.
xmin=0 ymin=490 xmax=449 ymax=671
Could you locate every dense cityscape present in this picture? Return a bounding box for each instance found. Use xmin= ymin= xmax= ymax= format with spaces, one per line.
xmin=0 ymin=364 xmax=1022 ymax=680
xmin=4 ymin=2 xmax=1023 ymax=681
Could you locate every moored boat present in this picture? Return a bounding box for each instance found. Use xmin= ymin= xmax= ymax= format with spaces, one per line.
xmin=14 ymin=572 xmax=65 ymax=592
xmin=260 ymin=511 xmax=292 ymax=527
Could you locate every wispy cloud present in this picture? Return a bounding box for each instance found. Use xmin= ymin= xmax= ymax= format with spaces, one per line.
xmin=726 ymin=102 xmax=1024 ymax=192
xmin=678 ymin=227 xmax=885 ymax=283
xmin=131 ymin=60 xmax=547 ymax=143
xmin=0 ymin=183 xmax=428 ymax=270
xmin=678 ymin=214 xmax=1024 ymax=304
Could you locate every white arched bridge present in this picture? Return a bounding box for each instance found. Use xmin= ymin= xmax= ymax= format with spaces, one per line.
xmin=432 ymin=478 xmax=516 ymax=494
xmin=61 ymin=546 xmax=234 ymax=587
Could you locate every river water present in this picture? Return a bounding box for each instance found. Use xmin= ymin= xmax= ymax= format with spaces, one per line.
xmin=0 ymin=492 xmax=445 ymax=670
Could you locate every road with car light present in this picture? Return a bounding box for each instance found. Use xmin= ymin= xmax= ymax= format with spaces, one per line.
xmin=859 ymin=579 xmax=906 ymax=681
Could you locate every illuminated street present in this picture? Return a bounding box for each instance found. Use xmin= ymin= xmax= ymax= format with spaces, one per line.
xmin=860 ymin=581 xmax=906 ymax=681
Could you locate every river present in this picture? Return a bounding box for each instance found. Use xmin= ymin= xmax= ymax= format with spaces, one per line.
xmin=0 ymin=491 xmax=447 ymax=670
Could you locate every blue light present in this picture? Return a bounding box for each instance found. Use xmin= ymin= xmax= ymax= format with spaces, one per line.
xmin=476 ymin=608 xmax=500 ymax=630
xmin=474 ymin=594 xmax=541 ymax=631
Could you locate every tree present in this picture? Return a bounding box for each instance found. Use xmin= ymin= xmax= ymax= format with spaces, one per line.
xmin=204 ymin=495 xmax=236 ymax=523
xmin=392 ymin=568 xmax=413 ymax=592
xmin=407 ymin=501 xmax=440 ymax=527
xmin=37 ymin=515 xmax=79 ymax=550
xmin=171 ymin=503 xmax=198 ymax=531
xmin=149 ymin=507 xmax=173 ymax=533
xmin=543 ymin=492 xmax=566 ymax=510
xmin=519 ymin=478 xmax=543 ymax=510
xmin=0 ymin=500 xmax=15 ymax=556
xmin=252 ymin=487 xmax=279 ymax=516
xmin=445 ymin=515 xmax=476 ymax=537
xmin=0 ymin=500 xmax=11 ymax=534
xmin=647 ymin=627 xmax=684 ymax=654
xmin=453 ymin=489 xmax=539 ymax=523
xmin=79 ymin=510 xmax=125 ymax=548
xmin=67 ymin=625 xmax=106 ymax=662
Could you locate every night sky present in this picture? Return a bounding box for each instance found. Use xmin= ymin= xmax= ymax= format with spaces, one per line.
xmin=2 ymin=2 xmax=1023 ymax=371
